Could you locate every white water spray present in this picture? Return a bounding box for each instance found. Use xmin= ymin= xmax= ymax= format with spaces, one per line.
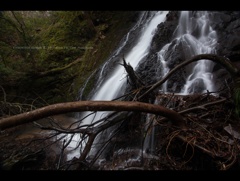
xmin=67 ymin=11 xmax=218 ymax=160
xmin=79 ymin=11 xmax=168 ymax=124
xmin=157 ymin=11 xmax=217 ymax=95
xmin=66 ymin=11 xmax=169 ymax=160
xmin=178 ymin=11 xmax=217 ymax=94
xmin=143 ymin=11 xmax=218 ymax=155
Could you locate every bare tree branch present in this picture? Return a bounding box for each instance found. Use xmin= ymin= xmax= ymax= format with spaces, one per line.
xmin=0 ymin=100 xmax=186 ymax=131
xmin=30 ymin=57 xmax=82 ymax=78
xmin=139 ymin=54 xmax=239 ymax=100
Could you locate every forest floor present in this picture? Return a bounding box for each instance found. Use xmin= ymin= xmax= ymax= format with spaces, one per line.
xmin=0 ymin=94 xmax=240 ymax=170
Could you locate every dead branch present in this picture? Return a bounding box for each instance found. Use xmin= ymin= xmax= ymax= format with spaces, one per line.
xmin=0 ymin=100 xmax=186 ymax=131
xmin=139 ymin=54 xmax=239 ymax=100
xmin=29 ymin=57 xmax=82 ymax=78
xmin=156 ymin=97 xmax=227 ymax=124
xmin=122 ymin=57 xmax=145 ymax=88
xmin=179 ymin=97 xmax=227 ymax=114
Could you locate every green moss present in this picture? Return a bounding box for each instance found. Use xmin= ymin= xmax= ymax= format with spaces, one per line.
xmin=0 ymin=64 xmax=14 ymax=77
xmin=0 ymin=11 xmax=139 ymax=107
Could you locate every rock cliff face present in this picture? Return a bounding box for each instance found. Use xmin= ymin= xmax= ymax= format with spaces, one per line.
xmin=135 ymin=11 xmax=240 ymax=96
xmin=211 ymin=11 xmax=240 ymax=60
xmin=136 ymin=11 xmax=180 ymax=87
xmin=209 ymin=11 xmax=240 ymax=95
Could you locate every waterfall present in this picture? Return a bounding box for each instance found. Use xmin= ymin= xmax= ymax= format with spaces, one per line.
xmin=143 ymin=11 xmax=218 ymax=155
xmin=180 ymin=11 xmax=217 ymax=94
xmin=66 ymin=11 xmax=218 ymax=161
xmin=160 ymin=11 xmax=217 ymax=94
xmin=65 ymin=11 xmax=169 ymax=160
xmin=80 ymin=11 xmax=169 ymax=127
xmin=81 ymin=11 xmax=149 ymax=99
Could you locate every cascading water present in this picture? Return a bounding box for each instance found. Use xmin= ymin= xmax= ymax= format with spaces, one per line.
xmin=166 ymin=11 xmax=217 ymax=94
xmin=66 ymin=11 xmax=218 ymax=162
xmin=143 ymin=11 xmax=218 ymax=155
xmin=179 ymin=11 xmax=217 ymax=94
xmin=66 ymin=11 xmax=169 ymax=160
xmin=90 ymin=11 xmax=168 ymax=101
xmin=77 ymin=12 xmax=148 ymax=101
xmin=85 ymin=11 xmax=168 ymax=121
